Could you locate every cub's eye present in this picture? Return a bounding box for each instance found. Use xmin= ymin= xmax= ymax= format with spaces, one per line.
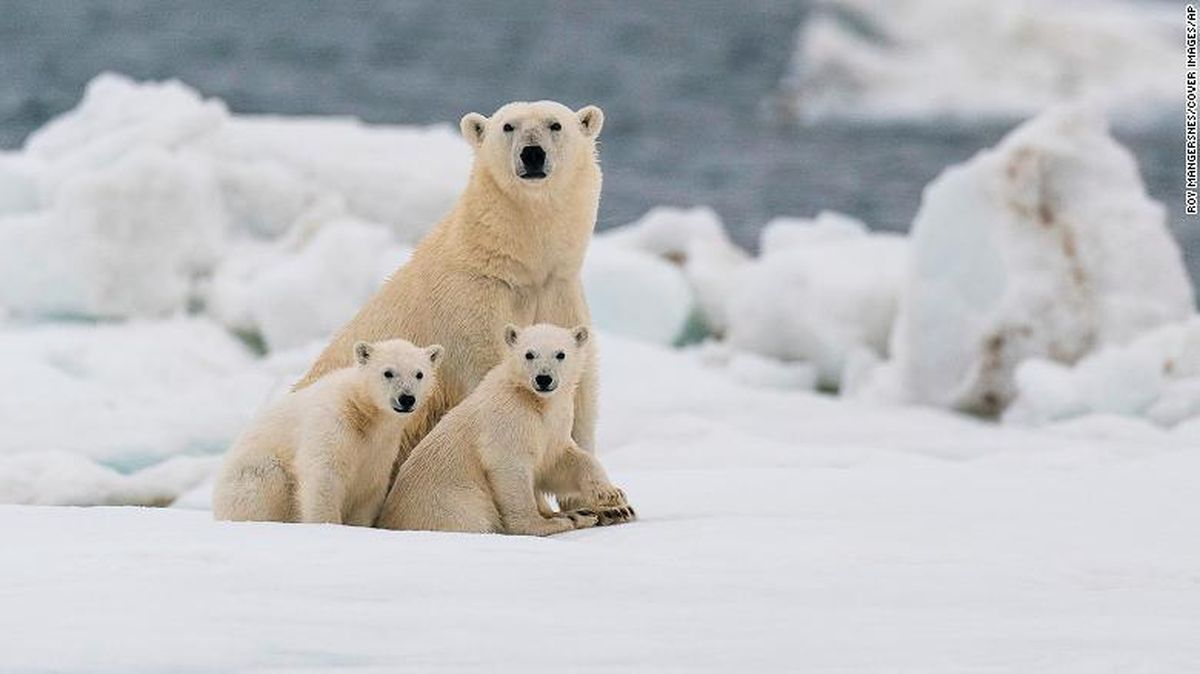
xmin=525 ymin=351 xmax=535 ymax=360
xmin=383 ymin=370 xmax=394 ymax=379
xmin=549 ymin=121 xmax=562 ymax=131
xmin=502 ymin=123 xmax=514 ymax=132
xmin=555 ymin=351 xmax=565 ymax=360
xmin=415 ymin=371 xmax=424 ymax=380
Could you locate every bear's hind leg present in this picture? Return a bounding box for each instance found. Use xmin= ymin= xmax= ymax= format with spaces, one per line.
xmin=214 ymin=458 xmax=296 ymax=522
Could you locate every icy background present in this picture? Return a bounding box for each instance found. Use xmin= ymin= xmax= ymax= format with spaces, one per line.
xmin=1 ymin=1 xmax=1198 ymax=671
xmin=0 ymin=0 xmax=1192 ymax=280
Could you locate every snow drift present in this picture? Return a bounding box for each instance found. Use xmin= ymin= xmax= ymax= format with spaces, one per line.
xmin=602 ymin=207 xmax=907 ymax=388
xmin=0 ymin=73 xmax=471 ymax=321
xmin=883 ymin=106 xmax=1194 ymax=415
xmin=1006 ymin=317 xmax=1200 ymax=428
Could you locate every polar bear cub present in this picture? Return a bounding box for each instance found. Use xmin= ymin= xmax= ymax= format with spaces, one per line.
xmin=213 ymin=338 xmax=443 ymax=525
xmin=377 ymin=323 xmax=633 ymax=536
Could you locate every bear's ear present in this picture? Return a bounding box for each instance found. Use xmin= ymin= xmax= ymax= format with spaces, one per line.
xmin=576 ymin=105 xmax=604 ymax=138
xmin=503 ymin=324 xmax=520 ymax=348
xmin=572 ymin=325 xmax=590 ymax=347
xmin=426 ymin=344 xmax=444 ymax=365
xmin=460 ymin=112 xmax=488 ymax=148
xmin=353 ymin=341 xmax=373 ymax=365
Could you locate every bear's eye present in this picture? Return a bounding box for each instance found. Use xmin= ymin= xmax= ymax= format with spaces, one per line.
xmin=502 ymin=123 xmax=514 ymax=133
xmin=525 ymin=351 xmax=535 ymax=361
xmin=415 ymin=371 xmax=424 ymax=380
xmin=383 ymin=370 xmax=394 ymax=379
xmin=555 ymin=351 xmax=565 ymax=360
xmin=549 ymin=121 xmax=562 ymax=131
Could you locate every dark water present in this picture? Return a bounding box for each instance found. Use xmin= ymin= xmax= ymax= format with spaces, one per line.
xmin=0 ymin=0 xmax=1193 ymax=282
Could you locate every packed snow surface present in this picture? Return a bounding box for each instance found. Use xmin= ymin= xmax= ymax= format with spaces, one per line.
xmin=1 ymin=334 xmax=1198 ymax=672
xmin=787 ymin=0 xmax=1179 ymax=121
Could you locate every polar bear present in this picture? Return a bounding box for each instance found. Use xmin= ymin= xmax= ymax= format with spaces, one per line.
xmin=376 ymin=324 xmax=633 ymax=536
xmin=213 ymin=338 xmax=443 ymax=525
xmin=293 ymin=101 xmax=618 ymax=487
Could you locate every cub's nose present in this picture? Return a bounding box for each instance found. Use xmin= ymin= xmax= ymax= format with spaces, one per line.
xmin=396 ymin=394 xmax=416 ymax=412
xmin=534 ymin=374 xmax=554 ymax=391
xmin=520 ymin=145 xmax=546 ymax=175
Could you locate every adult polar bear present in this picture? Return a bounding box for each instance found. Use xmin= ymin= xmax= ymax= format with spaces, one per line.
xmin=296 ymin=100 xmax=629 ymax=515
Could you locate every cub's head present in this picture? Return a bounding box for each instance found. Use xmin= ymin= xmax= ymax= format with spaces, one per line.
xmin=460 ymin=101 xmax=603 ymax=195
xmin=352 ymin=338 xmax=443 ymax=415
xmin=502 ymin=323 xmax=590 ymax=397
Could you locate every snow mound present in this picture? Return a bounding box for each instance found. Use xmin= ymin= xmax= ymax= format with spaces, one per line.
xmin=604 ymin=207 xmax=908 ymax=389
xmin=206 ymin=219 xmax=412 ymax=351
xmin=1006 ymin=318 xmax=1200 ymax=428
xmin=786 ymin=0 xmax=1178 ymax=121
xmin=726 ymin=214 xmax=906 ymax=388
xmin=582 ymin=240 xmax=694 ymax=345
xmin=759 ymin=210 xmax=869 ymax=254
xmin=691 ymin=342 xmax=819 ymax=390
xmin=0 ymin=73 xmax=470 ymax=321
xmin=601 ymin=206 xmax=749 ymax=336
xmin=0 ymin=318 xmax=281 ymax=468
xmin=888 ymin=107 xmax=1194 ymax=415
xmin=0 ymin=452 xmax=216 ymax=506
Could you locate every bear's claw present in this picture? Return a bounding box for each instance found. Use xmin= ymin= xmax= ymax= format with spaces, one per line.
xmin=563 ymin=509 xmax=599 ymax=529
xmin=596 ymin=505 xmax=636 ymax=526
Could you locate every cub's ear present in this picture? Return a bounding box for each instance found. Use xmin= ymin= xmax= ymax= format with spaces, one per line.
xmin=504 ymin=324 xmax=520 ymax=348
xmin=572 ymin=325 xmax=590 ymax=347
xmin=460 ymin=112 xmax=488 ymax=148
xmin=353 ymin=341 xmax=373 ymax=365
xmin=426 ymin=344 xmax=444 ymax=365
xmin=576 ymin=105 xmax=604 ymax=138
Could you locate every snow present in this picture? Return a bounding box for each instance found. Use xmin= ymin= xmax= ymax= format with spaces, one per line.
xmin=726 ymin=220 xmax=906 ymax=389
xmin=206 ymin=219 xmax=413 ymax=351
xmin=0 ymin=73 xmax=470 ymax=321
xmin=1 ymin=333 xmax=1198 ymax=671
xmin=0 ymin=452 xmax=215 ymax=507
xmin=581 ymin=239 xmax=694 ymax=345
xmin=602 ymin=207 xmax=907 ymax=389
xmin=786 ymin=0 xmax=1179 ymax=122
xmin=1006 ymin=318 xmax=1200 ymax=428
xmin=759 ymin=210 xmax=869 ymax=253
xmin=601 ymin=206 xmax=748 ymax=337
xmin=0 ymin=318 xmax=280 ymax=470
xmin=884 ymin=106 xmax=1194 ymax=415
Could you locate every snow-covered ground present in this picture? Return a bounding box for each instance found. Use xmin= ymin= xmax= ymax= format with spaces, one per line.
xmin=4 ymin=337 xmax=1200 ymax=671
xmin=2 ymin=334 xmax=1199 ymax=671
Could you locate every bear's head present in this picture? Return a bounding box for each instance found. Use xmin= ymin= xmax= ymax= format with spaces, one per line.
xmin=460 ymin=101 xmax=603 ymax=195
xmin=502 ymin=323 xmax=590 ymax=397
xmin=352 ymin=338 xmax=443 ymax=415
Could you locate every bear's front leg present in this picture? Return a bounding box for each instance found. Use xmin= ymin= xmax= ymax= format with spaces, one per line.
xmin=572 ymin=350 xmax=599 ymax=453
xmin=489 ymin=464 xmax=596 ymax=536
xmin=543 ymin=443 xmax=635 ymax=526
xmin=295 ymin=449 xmax=346 ymax=525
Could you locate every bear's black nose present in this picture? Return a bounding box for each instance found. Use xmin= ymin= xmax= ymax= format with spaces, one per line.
xmin=396 ymin=394 xmax=416 ymax=411
xmin=520 ymin=145 xmax=546 ymax=176
xmin=534 ymin=374 xmax=554 ymax=391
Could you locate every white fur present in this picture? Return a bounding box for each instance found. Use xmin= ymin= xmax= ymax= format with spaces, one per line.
xmin=212 ymin=338 xmax=442 ymax=525
xmin=294 ymin=101 xmax=606 ymax=480
xmin=377 ymin=324 xmax=633 ymax=536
